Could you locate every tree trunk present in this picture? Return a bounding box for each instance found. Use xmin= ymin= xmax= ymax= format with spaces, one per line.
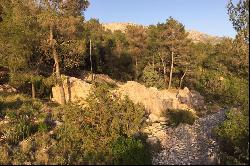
xmin=135 ymin=56 xmax=138 ymax=81
xmin=31 ymin=82 xmax=35 ymax=99
xmin=168 ymin=51 xmax=174 ymax=89
xmin=160 ymin=56 xmax=167 ymax=88
xmin=50 ymin=25 xmax=66 ymax=105
xmin=90 ymin=39 xmax=93 ymax=82
xmin=179 ymin=68 xmax=188 ymax=89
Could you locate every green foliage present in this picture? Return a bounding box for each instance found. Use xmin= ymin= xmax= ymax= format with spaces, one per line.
xmin=0 ymin=93 xmax=50 ymax=146
xmin=227 ymin=0 xmax=249 ymax=42
xmin=142 ymin=64 xmax=165 ymax=89
xmin=112 ymin=136 xmax=151 ymax=165
xmin=49 ymin=84 xmax=148 ymax=164
xmin=196 ymin=69 xmax=249 ymax=107
xmin=2 ymin=100 xmax=43 ymax=144
xmin=165 ymin=109 xmax=196 ymax=126
xmin=215 ymin=108 xmax=249 ymax=164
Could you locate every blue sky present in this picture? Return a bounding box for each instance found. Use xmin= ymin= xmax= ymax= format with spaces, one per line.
xmin=85 ymin=0 xmax=238 ymax=37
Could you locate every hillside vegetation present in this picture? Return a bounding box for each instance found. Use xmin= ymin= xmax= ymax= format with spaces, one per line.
xmin=0 ymin=0 xmax=249 ymax=165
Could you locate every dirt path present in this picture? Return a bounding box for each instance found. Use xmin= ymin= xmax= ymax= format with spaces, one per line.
xmin=152 ymin=109 xmax=227 ymax=165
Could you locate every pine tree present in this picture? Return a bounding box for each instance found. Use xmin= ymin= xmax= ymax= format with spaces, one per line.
xmin=36 ymin=0 xmax=89 ymax=104
xmin=126 ymin=25 xmax=147 ymax=81
xmin=155 ymin=17 xmax=191 ymax=89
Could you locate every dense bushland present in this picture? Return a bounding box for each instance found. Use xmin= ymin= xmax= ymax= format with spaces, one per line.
xmin=0 ymin=85 xmax=151 ymax=165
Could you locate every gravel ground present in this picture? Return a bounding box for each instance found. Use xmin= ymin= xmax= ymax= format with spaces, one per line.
xmin=152 ymin=109 xmax=227 ymax=165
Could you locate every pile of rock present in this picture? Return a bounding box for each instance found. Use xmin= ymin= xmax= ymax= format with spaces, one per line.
xmin=52 ymin=77 xmax=204 ymax=120
xmin=0 ymin=84 xmax=17 ymax=93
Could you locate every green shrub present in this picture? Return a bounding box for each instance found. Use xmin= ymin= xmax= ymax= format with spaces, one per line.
xmin=165 ymin=109 xmax=196 ymax=126
xmin=142 ymin=64 xmax=165 ymax=89
xmin=112 ymin=136 xmax=151 ymax=165
xmin=49 ymin=84 xmax=148 ymax=164
xmin=196 ymin=69 xmax=249 ymax=108
xmin=215 ymin=108 xmax=249 ymax=164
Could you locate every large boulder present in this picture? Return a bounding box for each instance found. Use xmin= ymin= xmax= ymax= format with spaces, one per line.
xmin=115 ymin=81 xmax=197 ymax=117
xmin=177 ymin=87 xmax=204 ymax=109
xmin=52 ymin=76 xmax=92 ymax=104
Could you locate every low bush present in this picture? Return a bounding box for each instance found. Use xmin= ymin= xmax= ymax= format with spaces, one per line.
xmin=215 ymin=108 xmax=249 ymax=165
xmin=142 ymin=64 xmax=165 ymax=89
xmin=165 ymin=109 xmax=196 ymax=126
xmin=2 ymin=101 xmax=44 ymax=145
xmin=195 ymin=69 xmax=249 ymax=108
xmin=111 ymin=136 xmax=151 ymax=165
xmin=49 ymin=84 xmax=150 ymax=164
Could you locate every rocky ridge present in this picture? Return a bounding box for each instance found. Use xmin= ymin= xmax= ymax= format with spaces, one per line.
xmin=103 ymin=22 xmax=225 ymax=44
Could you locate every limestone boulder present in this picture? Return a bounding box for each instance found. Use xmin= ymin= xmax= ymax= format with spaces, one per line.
xmin=115 ymin=82 xmax=197 ymax=117
xmin=177 ymin=87 xmax=204 ymax=109
xmin=52 ymin=76 xmax=201 ymax=119
xmin=146 ymin=136 xmax=160 ymax=146
xmin=52 ymin=76 xmax=92 ymax=104
xmin=149 ymin=113 xmax=160 ymax=123
xmin=190 ymin=90 xmax=205 ymax=108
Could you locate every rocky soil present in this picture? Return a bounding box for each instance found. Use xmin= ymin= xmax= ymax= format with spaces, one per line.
xmin=144 ymin=109 xmax=227 ymax=165
xmin=0 ymin=84 xmax=17 ymax=93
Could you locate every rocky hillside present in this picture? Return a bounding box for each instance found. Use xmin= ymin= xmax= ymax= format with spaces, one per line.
xmin=51 ymin=74 xmax=227 ymax=165
xmin=103 ymin=22 xmax=225 ymax=44
xmin=52 ymin=74 xmax=204 ymax=118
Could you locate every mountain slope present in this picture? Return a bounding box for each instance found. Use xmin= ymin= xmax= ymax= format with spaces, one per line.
xmin=103 ymin=22 xmax=225 ymax=44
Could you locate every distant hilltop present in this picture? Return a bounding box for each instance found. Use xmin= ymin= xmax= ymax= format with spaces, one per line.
xmin=103 ymin=22 xmax=226 ymax=44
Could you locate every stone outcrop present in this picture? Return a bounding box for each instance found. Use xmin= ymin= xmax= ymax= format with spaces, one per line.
xmin=177 ymin=87 xmax=204 ymax=109
xmin=115 ymin=81 xmax=201 ymax=117
xmin=52 ymin=77 xmax=204 ymax=119
xmin=52 ymin=76 xmax=92 ymax=104
xmin=83 ymin=73 xmax=121 ymax=86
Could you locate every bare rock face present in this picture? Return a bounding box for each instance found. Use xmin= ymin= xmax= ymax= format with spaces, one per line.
xmin=115 ymin=82 xmax=197 ymax=117
xmin=52 ymin=76 xmax=92 ymax=104
xmin=52 ymin=77 xmax=203 ymax=119
xmin=102 ymin=22 xmax=225 ymax=44
xmin=83 ymin=73 xmax=120 ymax=86
xmin=177 ymin=87 xmax=204 ymax=109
